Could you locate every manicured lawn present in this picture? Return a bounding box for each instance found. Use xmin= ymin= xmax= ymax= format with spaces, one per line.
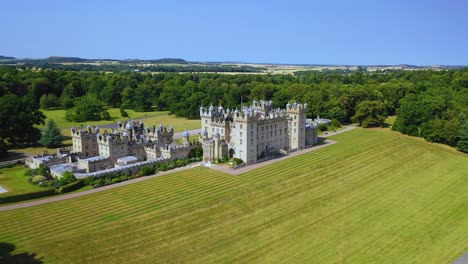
xmin=0 ymin=129 xmax=466 ymax=263
xmin=0 ymin=166 xmax=42 ymax=196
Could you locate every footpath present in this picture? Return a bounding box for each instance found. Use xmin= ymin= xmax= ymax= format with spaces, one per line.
xmin=0 ymin=126 xmax=356 ymax=212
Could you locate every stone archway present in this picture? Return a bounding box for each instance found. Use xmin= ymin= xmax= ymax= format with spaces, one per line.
xmin=229 ymin=148 xmax=235 ymax=158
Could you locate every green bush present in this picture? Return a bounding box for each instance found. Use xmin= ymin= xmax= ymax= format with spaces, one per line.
xmin=31 ymin=175 xmax=47 ymax=183
xmin=232 ymin=158 xmax=244 ymax=165
xmin=330 ymin=119 xmax=341 ymax=128
xmin=139 ymin=166 xmax=155 ymax=176
xmin=57 ymin=180 xmax=84 ymax=193
xmin=318 ymin=123 xmax=328 ymax=132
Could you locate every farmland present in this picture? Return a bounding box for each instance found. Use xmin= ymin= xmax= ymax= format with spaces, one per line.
xmin=0 ymin=128 xmax=467 ymax=263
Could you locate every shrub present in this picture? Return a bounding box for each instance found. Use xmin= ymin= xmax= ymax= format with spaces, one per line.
xmin=139 ymin=166 xmax=155 ymax=176
xmin=318 ymin=123 xmax=328 ymax=132
xmin=31 ymin=175 xmax=47 ymax=183
xmin=232 ymin=158 xmax=244 ymax=165
xmin=330 ymin=119 xmax=341 ymax=128
xmin=57 ymin=180 xmax=84 ymax=193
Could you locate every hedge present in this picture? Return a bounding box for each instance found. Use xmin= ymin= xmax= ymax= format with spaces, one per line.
xmin=57 ymin=180 xmax=84 ymax=193
xmin=0 ymin=188 xmax=57 ymax=204
xmin=0 ymin=180 xmax=84 ymax=204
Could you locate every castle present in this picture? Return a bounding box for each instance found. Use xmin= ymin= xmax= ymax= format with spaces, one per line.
xmin=27 ymin=100 xmax=319 ymax=178
xmin=28 ymin=120 xmax=196 ymax=178
xmin=200 ymin=100 xmax=318 ymax=164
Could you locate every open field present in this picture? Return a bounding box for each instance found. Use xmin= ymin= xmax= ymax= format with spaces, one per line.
xmin=0 ymin=128 xmax=466 ymax=263
xmin=9 ymin=109 xmax=200 ymax=155
xmin=39 ymin=109 xmax=200 ymax=131
xmin=0 ymin=166 xmax=41 ymax=196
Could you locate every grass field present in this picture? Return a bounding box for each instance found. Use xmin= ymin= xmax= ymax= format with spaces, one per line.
xmin=40 ymin=108 xmax=200 ymax=131
xmin=9 ymin=109 xmax=200 ymax=155
xmin=0 ymin=128 xmax=466 ymax=263
xmin=0 ymin=166 xmax=41 ymax=196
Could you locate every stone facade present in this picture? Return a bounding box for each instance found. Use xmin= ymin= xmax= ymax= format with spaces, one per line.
xmin=31 ymin=120 xmax=196 ymax=177
xmin=200 ymin=100 xmax=318 ymax=164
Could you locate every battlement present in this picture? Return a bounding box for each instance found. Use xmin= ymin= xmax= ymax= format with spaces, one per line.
xmin=97 ymin=132 xmax=129 ymax=146
xmin=286 ymin=102 xmax=308 ymax=113
xmin=71 ymin=125 xmax=100 ymax=137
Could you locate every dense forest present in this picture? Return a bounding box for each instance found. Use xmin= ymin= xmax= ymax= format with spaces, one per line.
xmin=0 ymin=66 xmax=467 ymax=155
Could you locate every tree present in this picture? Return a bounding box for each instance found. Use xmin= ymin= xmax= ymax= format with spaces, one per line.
xmin=39 ymin=120 xmax=64 ymax=148
xmin=0 ymin=94 xmax=45 ymax=156
xmin=39 ymin=93 xmax=58 ymax=109
xmin=65 ymin=95 xmax=110 ymax=122
xmin=352 ymin=100 xmax=386 ymax=128
xmin=456 ymin=120 xmax=468 ymax=153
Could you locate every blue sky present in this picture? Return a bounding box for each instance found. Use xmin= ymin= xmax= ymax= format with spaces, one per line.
xmin=2 ymin=0 xmax=467 ymax=65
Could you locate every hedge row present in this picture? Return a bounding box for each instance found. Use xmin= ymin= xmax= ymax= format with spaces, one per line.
xmin=0 ymin=180 xmax=84 ymax=204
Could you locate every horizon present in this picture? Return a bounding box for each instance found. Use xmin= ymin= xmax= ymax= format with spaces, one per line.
xmin=2 ymin=0 xmax=468 ymax=65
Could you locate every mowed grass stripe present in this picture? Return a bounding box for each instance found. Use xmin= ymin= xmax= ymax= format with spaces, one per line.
xmin=0 ymin=128 xmax=466 ymax=263
xmin=76 ymin=136 xmax=432 ymax=262
xmin=32 ymin=134 xmax=416 ymax=260
xmin=2 ymin=169 xmax=247 ymax=243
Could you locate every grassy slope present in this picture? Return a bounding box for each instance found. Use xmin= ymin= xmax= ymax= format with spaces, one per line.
xmin=0 ymin=166 xmax=42 ymax=196
xmin=0 ymin=129 xmax=466 ymax=263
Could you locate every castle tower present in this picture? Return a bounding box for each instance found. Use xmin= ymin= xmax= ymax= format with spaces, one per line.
xmin=182 ymin=129 xmax=190 ymax=146
xmin=286 ymin=102 xmax=307 ymax=151
xmin=71 ymin=126 xmax=99 ymax=157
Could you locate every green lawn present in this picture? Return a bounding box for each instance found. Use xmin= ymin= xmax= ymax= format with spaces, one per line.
xmin=0 ymin=128 xmax=466 ymax=263
xmin=40 ymin=108 xmax=200 ymax=131
xmin=0 ymin=166 xmax=42 ymax=196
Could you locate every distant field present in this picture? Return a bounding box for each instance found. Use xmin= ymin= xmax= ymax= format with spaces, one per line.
xmin=11 ymin=109 xmax=200 ymax=155
xmin=0 ymin=166 xmax=41 ymax=196
xmin=0 ymin=128 xmax=466 ymax=263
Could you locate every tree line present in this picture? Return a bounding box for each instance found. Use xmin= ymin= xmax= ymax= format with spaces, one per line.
xmin=0 ymin=66 xmax=467 ymax=154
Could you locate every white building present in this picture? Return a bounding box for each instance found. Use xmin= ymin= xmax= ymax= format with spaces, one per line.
xmin=200 ymin=100 xmax=318 ymax=164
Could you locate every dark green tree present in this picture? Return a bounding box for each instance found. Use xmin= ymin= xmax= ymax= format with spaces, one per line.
xmin=39 ymin=93 xmax=58 ymax=109
xmin=456 ymin=120 xmax=468 ymax=153
xmin=352 ymin=100 xmax=386 ymax=128
xmin=39 ymin=120 xmax=64 ymax=148
xmin=0 ymin=94 xmax=45 ymax=156
xmin=65 ymin=95 xmax=110 ymax=122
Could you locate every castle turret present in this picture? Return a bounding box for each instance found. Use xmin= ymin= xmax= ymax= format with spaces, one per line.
xmin=286 ymin=102 xmax=307 ymax=151
xmin=182 ymin=129 xmax=190 ymax=146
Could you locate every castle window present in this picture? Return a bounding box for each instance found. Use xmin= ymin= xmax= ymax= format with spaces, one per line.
xmin=240 ymin=140 xmax=243 ymax=145
xmin=251 ymin=124 xmax=253 ymax=129
xmin=294 ymin=129 xmax=296 ymax=133
xmin=294 ymin=116 xmax=297 ymax=120
xmin=294 ymin=122 xmax=296 ymax=126
xmin=240 ymin=124 xmax=243 ymax=129
xmin=205 ymin=120 xmax=207 ymax=124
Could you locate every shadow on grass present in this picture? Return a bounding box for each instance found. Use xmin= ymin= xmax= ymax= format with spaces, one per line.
xmin=0 ymin=152 xmax=27 ymax=163
xmin=0 ymin=242 xmax=43 ymax=264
